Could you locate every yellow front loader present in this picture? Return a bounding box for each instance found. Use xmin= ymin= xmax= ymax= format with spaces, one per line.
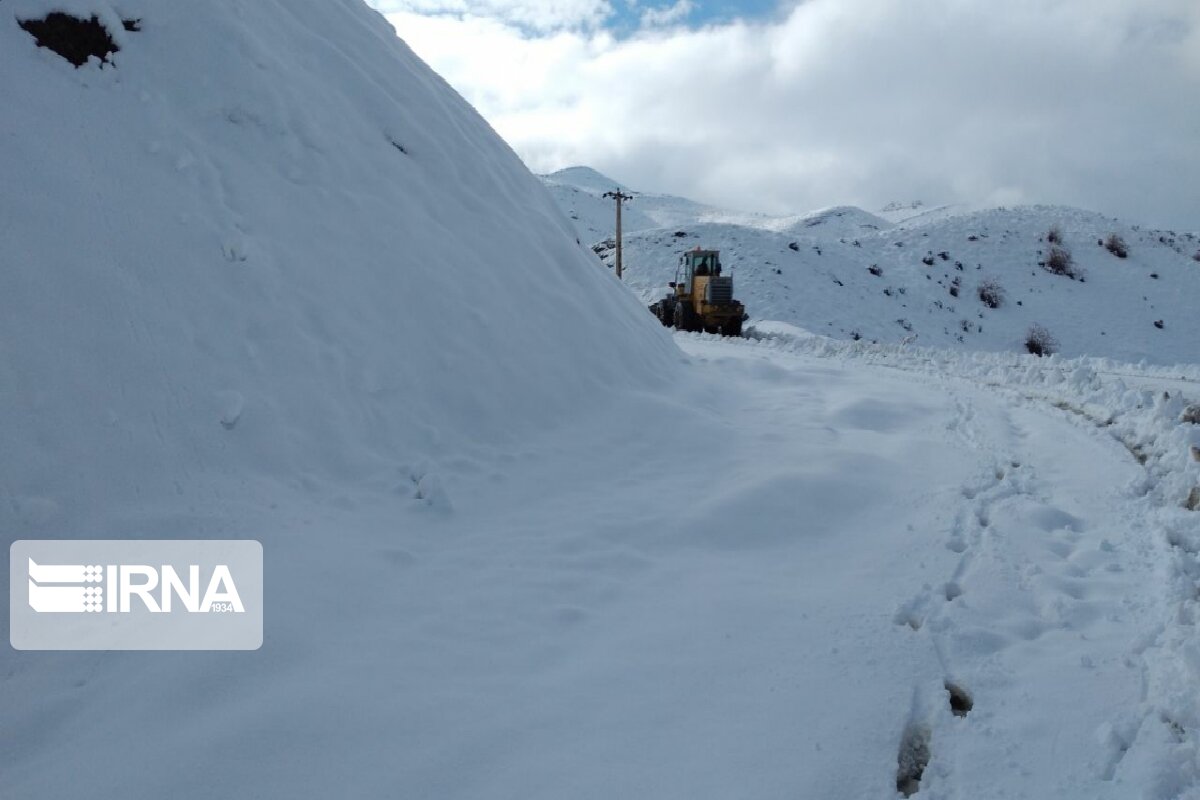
xmin=649 ymin=248 xmax=746 ymax=336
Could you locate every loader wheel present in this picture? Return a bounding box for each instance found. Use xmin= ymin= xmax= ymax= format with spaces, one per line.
xmin=675 ymin=303 xmax=697 ymax=332
xmin=723 ymin=317 xmax=743 ymax=337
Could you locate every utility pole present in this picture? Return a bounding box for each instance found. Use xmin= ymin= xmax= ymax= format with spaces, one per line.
xmin=602 ymin=189 xmax=633 ymax=280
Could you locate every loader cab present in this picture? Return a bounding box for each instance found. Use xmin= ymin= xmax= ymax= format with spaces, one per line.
xmin=675 ymin=249 xmax=722 ymax=295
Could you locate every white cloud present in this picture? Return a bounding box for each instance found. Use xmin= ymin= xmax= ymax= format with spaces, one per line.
xmin=373 ymin=0 xmax=612 ymax=32
xmin=640 ymin=0 xmax=693 ymax=28
xmin=377 ymin=0 xmax=1200 ymax=229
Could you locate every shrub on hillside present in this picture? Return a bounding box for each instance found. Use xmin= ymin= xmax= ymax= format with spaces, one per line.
xmin=977 ymin=278 xmax=1005 ymax=308
xmin=1047 ymin=225 xmax=1063 ymax=245
xmin=1104 ymin=233 xmax=1129 ymax=258
xmin=1025 ymin=324 xmax=1058 ymax=357
xmin=1042 ymin=244 xmax=1083 ymax=280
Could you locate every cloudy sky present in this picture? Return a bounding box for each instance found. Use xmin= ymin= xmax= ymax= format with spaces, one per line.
xmin=369 ymin=0 xmax=1200 ymax=230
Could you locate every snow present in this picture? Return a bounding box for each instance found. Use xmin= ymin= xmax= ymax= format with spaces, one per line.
xmin=541 ymin=166 xmax=635 ymax=195
xmin=541 ymin=165 xmax=784 ymax=242
xmin=10 ymin=311 xmax=1200 ymax=798
xmin=0 ymin=0 xmax=676 ymax=536
xmin=552 ymin=169 xmax=1200 ymax=366
xmin=5 ymin=6 xmax=1200 ymax=800
xmin=774 ymin=205 xmax=894 ymax=238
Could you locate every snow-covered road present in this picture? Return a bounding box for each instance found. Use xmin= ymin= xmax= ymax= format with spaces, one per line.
xmin=5 ymin=334 xmax=1198 ymax=799
xmin=559 ymin=334 xmax=1179 ymax=799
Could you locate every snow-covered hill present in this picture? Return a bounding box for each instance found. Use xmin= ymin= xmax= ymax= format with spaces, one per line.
xmin=548 ymin=169 xmax=1200 ymax=365
xmin=1 ymin=3 xmax=675 ymax=796
xmin=541 ymin=166 xmax=781 ymax=242
xmin=0 ymin=4 xmax=676 ymax=535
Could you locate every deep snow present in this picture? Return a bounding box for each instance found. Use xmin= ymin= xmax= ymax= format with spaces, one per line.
xmin=0 ymin=1 xmax=676 ymax=537
xmin=7 ymin=326 xmax=1200 ymax=798
xmin=5 ymin=4 xmax=1200 ymax=800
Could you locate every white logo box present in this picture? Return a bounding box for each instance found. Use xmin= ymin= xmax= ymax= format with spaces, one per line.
xmin=10 ymin=540 xmax=262 ymax=650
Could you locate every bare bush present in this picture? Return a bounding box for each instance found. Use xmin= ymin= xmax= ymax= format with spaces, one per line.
xmin=977 ymin=278 xmax=1005 ymax=308
xmin=1042 ymin=244 xmax=1083 ymax=280
xmin=1025 ymin=324 xmax=1058 ymax=357
xmin=1046 ymin=245 xmax=1071 ymax=273
xmin=1104 ymin=233 xmax=1129 ymax=258
xmin=1047 ymin=225 xmax=1063 ymax=245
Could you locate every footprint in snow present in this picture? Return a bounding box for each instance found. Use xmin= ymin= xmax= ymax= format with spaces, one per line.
xmin=216 ymin=390 xmax=244 ymax=430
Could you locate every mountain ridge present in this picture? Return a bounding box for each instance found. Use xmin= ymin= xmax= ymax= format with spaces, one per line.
xmin=543 ymin=167 xmax=1200 ymax=365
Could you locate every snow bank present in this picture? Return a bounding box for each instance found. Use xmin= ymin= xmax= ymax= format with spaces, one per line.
xmin=742 ymin=326 xmax=1200 ymax=509
xmin=0 ymin=0 xmax=676 ymax=536
xmin=724 ymin=327 xmax=1200 ymax=795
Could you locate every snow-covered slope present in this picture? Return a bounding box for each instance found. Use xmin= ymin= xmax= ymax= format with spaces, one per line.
xmin=1 ymin=5 xmax=678 ymax=796
xmin=540 ymin=165 xmax=632 ymax=195
xmin=539 ymin=168 xmax=660 ymax=242
xmin=0 ymin=2 xmax=676 ymax=535
xmin=876 ymin=200 xmax=973 ymax=226
xmin=541 ymin=166 xmax=777 ymax=241
xmin=773 ymin=205 xmax=893 ymax=238
xmin=619 ymin=207 xmax=1199 ymax=365
xmin=549 ymin=170 xmax=1200 ymax=365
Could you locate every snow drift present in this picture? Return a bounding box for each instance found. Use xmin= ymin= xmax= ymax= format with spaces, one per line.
xmin=0 ymin=0 xmax=675 ymax=536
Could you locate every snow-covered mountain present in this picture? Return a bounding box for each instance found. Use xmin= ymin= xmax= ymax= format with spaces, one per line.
xmin=547 ymin=168 xmax=1200 ymax=365
xmin=541 ymin=166 xmax=783 ymax=243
